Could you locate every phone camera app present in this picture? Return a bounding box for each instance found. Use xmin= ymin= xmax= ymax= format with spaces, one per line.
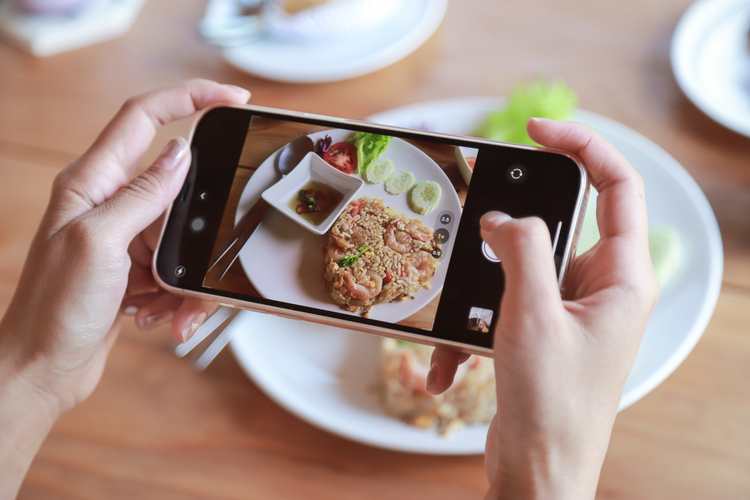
xmin=506 ymin=164 xmax=526 ymax=184
xmin=482 ymin=241 xmax=500 ymax=263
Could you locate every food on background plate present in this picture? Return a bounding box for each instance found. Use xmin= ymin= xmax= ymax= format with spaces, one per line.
xmin=648 ymin=226 xmax=682 ymax=287
xmin=281 ymin=0 xmax=337 ymax=14
xmin=325 ymin=196 xmax=441 ymax=317
xmin=381 ymin=339 xmax=496 ymax=436
xmin=475 ymin=79 xmax=577 ymax=146
xmin=273 ymin=0 xmax=400 ymax=39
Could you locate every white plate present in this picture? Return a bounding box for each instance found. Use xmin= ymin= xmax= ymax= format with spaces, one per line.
xmin=229 ymin=97 xmax=723 ymax=455
xmin=236 ymin=129 xmax=462 ymax=325
xmin=230 ymin=311 xmax=490 ymax=455
xmin=671 ymin=0 xmax=750 ymax=137
xmin=369 ymin=97 xmax=724 ymax=410
xmin=221 ymin=0 xmax=448 ymax=83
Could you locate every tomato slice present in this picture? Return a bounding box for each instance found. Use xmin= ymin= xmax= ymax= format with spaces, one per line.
xmin=323 ymin=142 xmax=357 ymax=174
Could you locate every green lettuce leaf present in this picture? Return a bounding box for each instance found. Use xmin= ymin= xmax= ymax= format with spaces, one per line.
xmin=347 ymin=132 xmax=391 ymax=174
xmin=476 ymin=79 xmax=578 ymax=146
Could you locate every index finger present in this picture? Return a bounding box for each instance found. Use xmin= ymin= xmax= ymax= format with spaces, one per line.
xmin=69 ymin=79 xmax=251 ymax=206
xmin=527 ymin=118 xmax=648 ymax=242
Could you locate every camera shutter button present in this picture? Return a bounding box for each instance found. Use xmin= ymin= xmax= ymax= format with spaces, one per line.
xmin=482 ymin=241 xmax=500 ymax=263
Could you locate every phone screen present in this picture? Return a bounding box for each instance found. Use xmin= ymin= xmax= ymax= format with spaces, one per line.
xmin=156 ymin=107 xmax=585 ymax=351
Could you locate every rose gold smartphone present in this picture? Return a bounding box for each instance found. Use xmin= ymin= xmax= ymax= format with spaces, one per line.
xmin=153 ymin=104 xmax=588 ymax=356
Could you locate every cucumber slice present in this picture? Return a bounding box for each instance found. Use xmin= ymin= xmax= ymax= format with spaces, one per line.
xmin=384 ymin=170 xmax=416 ymax=195
xmin=649 ymin=225 xmax=681 ymax=288
xmin=409 ymin=181 xmax=441 ymax=215
xmin=363 ymin=158 xmax=395 ymax=184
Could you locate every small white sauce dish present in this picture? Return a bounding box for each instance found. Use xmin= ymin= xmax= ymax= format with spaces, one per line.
xmin=454 ymin=146 xmax=479 ymax=186
xmin=262 ymin=151 xmax=364 ymax=235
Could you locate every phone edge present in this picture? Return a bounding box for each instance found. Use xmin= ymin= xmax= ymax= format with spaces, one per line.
xmin=151 ymin=103 xmax=589 ymax=357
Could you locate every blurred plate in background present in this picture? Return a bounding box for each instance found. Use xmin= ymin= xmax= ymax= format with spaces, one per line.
xmin=229 ymin=97 xmax=723 ymax=455
xmin=221 ymin=0 xmax=448 ymax=83
xmin=370 ymin=97 xmax=723 ymax=411
xmin=231 ymin=312 xmax=490 ymax=455
xmin=671 ymin=0 xmax=750 ymax=137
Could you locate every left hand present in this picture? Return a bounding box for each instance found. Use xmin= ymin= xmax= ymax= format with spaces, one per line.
xmin=0 ymin=79 xmax=250 ymax=417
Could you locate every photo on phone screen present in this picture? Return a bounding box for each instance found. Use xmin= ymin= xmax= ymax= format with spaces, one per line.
xmin=155 ymin=107 xmax=586 ymax=352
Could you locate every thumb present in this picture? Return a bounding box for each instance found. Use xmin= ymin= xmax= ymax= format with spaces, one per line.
xmin=94 ymin=137 xmax=191 ymax=245
xmin=479 ymin=211 xmax=562 ymax=327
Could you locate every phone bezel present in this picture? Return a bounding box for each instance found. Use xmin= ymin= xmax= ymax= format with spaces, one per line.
xmin=153 ymin=104 xmax=589 ymax=356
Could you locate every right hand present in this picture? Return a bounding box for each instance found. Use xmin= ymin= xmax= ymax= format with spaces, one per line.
xmin=430 ymin=118 xmax=659 ymax=499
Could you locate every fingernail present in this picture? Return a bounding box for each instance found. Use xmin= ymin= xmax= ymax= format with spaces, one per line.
xmin=426 ymin=362 xmax=439 ymax=395
xmin=123 ymin=305 xmax=138 ymax=316
xmin=157 ymin=137 xmax=189 ymax=170
xmin=140 ymin=309 xmax=174 ymax=330
xmin=528 ymin=116 xmax=552 ymax=125
xmin=480 ymin=211 xmax=511 ymax=230
xmin=181 ymin=312 xmax=207 ymax=344
xmin=223 ymin=84 xmax=251 ymax=100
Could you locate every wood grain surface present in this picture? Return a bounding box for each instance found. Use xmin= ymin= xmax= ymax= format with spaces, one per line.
xmin=1 ymin=0 xmax=749 ymax=498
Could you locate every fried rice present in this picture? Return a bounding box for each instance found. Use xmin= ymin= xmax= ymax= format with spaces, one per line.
xmin=380 ymin=339 xmax=496 ymax=436
xmin=324 ymin=196 xmax=441 ymax=317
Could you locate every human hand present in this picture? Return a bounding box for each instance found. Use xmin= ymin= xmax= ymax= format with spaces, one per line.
xmin=428 ymin=118 xmax=659 ymax=499
xmin=0 ymin=80 xmax=250 ymax=420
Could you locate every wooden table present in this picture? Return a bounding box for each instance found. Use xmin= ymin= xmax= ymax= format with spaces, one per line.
xmin=1 ymin=0 xmax=749 ymax=497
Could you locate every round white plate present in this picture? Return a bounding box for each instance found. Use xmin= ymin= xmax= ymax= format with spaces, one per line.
xmin=230 ymin=311 xmax=490 ymax=455
xmin=235 ymin=129 xmax=461 ymax=324
xmin=369 ymin=97 xmax=724 ymax=410
xmin=221 ymin=0 xmax=448 ymax=83
xmin=229 ymin=97 xmax=723 ymax=455
xmin=671 ymin=0 xmax=750 ymax=137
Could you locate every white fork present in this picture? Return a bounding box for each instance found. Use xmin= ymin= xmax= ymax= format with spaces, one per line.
xmin=175 ymin=307 xmax=241 ymax=370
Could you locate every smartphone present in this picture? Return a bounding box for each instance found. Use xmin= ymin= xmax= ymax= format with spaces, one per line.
xmin=153 ymin=104 xmax=588 ymax=356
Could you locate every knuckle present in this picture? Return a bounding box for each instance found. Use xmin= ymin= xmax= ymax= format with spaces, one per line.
xmin=624 ymin=167 xmax=646 ymax=196
xmin=50 ymin=171 xmax=71 ymax=203
xmin=51 ymin=168 xmax=70 ymax=193
xmin=59 ymin=217 xmax=100 ymax=256
xmin=47 ymin=166 xmax=95 ymax=224
xmin=522 ymin=216 xmax=551 ymax=237
xmin=125 ymin=169 xmax=164 ymax=202
xmin=59 ymin=216 xmax=129 ymax=274
xmin=505 ymin=217 xmax=550 ymax=250
xmin=185 ymin=77 xmax=207 ymax=89
xmin=50 ymin=165 xmax=82 ymax=200
xmin=120 ymin=94 xmax=144 ymax=116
